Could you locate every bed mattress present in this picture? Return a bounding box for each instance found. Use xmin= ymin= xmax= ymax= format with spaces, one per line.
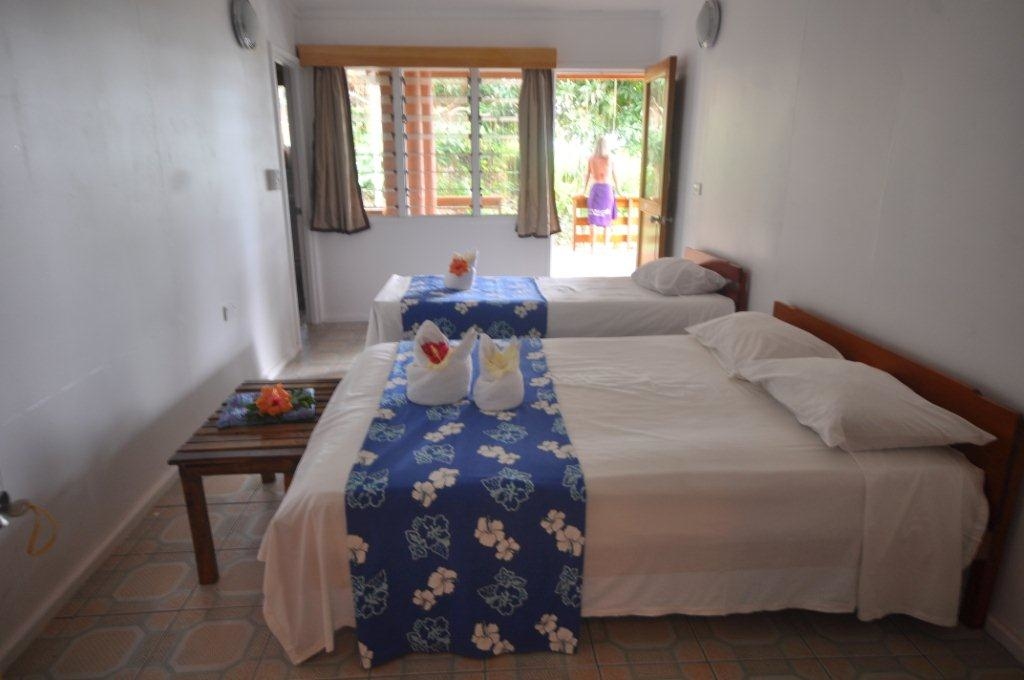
xmin=364 ymin=275 xmax=735 ymax=345
xmin=259 ymin=335 xmax=987 ymax=663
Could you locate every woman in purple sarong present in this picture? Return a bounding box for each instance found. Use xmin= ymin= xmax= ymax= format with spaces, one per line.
xmin=583 ymin=135 xmax=618 ymax=231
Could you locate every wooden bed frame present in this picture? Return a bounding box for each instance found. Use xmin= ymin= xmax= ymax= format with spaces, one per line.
xmin=774 ymin=302 xmax=1024 ymax=627
xmin=684 ymin=247 xmax=749 ymax=312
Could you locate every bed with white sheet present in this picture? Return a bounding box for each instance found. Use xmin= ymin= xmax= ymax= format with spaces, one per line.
xmin=259 ymin=321 xmax=994 ymax=663
xmin=364 ymin=247 xmax=747 ymax=345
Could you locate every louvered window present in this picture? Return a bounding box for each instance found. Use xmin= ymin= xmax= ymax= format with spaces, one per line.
xmin=346 ymin=67 xmax=521 ymax=217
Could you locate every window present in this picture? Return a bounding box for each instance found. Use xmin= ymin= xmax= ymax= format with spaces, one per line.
xmin=346 ymin=67 xmax=521 ymax=217
xmin=347 ymin=68 xmax=397 ymax=215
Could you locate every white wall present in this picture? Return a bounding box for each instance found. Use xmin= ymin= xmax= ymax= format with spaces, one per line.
xmin=295 ymin=3 xmax=663 ymax=322
xmin=297 ymin=4 xmax=662 ymax=70
xmin=0 ymin=0 xmax=298 ymax=667
xmin=661 ymin=0 xmax=1024 ymax=659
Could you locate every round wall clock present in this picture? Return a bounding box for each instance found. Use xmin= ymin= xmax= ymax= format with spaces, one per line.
xmin=697 ymin=0 xmax=721 ymax=49
xmin=231 ymin=0 xmax=260 ymax=50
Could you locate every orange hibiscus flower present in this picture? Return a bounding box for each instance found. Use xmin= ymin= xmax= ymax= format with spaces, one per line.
xmin=255 ymin=383 xmax=293 ymax=416
xmin=449 ymin=256 xmax=470 ymax=276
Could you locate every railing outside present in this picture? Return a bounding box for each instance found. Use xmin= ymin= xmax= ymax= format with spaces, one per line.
xmin=570 ymin=195 xmax=640 ymax=250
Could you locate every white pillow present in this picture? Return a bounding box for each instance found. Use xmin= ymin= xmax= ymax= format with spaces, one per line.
xmin=686 ymin=311 xmax=843 ymax=377
xmin=739 ymin=357 xmax=995 ymax=452
xmin=631 ymin=257 xmax=727 ymax=296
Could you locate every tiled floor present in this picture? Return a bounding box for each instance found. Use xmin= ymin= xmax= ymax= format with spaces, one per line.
xmin=7 ymin=323 xmax=1024 ymax=679
xmin=275 ymin=322 xmax=369 ymax=380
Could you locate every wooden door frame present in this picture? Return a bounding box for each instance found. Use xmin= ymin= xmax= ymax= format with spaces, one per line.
xmin=637 ymin=56 xmax=677 ymax=265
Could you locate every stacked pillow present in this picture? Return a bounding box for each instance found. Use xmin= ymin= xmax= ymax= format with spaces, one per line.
xmin=686 ymin=311 xmax=842 ymax=377
xmin=631 ymin=257 xmax=727 ymax=296
xmin=686 ymin=312 xmax=995 ymax=452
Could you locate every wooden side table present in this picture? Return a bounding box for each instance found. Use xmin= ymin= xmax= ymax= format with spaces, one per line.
xmin=167 ymin=378 xmax=340 ymax=584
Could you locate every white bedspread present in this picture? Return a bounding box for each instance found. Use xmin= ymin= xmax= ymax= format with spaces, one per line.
xmin=364 ymin=275 xmax=734 ymax=345
xmin=259 ymin=336 xmax=988 ymax=664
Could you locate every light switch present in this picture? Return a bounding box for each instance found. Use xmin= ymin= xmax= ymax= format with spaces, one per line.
xmin=265 ymin=169 xmax=282 ymax=191
xmin=691 ymin=182 xmax=703 ymax=196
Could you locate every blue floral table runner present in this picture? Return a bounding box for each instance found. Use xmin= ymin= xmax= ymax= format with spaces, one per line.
xmin=344 ymin=338 xmax=585 ymax=669
xmin=400 ymin=276 xmax=548 ymax=340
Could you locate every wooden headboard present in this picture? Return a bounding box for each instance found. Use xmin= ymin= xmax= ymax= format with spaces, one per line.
xmin=773 ymin=302 xmax=1024 ymax=627
xmin=683 ymin=247 xmax=749 ymax=311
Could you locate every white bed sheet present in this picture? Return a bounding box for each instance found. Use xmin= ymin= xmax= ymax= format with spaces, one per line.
xmin=364 ymin=275 xmax=735 ymax=345
xmin=259 ymin=336 xmax=988 ymax=664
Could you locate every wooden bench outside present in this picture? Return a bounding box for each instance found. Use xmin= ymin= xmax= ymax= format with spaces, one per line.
xmin=167 ymin=378 xmax=341 ymax=584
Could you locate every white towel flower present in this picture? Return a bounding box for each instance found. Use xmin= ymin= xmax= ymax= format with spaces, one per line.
xmin=474 ymin=334 xmax=525 ymax=412
xmin=407 ymin=321 xmax=477 ymax=406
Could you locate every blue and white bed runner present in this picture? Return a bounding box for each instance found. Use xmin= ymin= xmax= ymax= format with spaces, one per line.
xmin=345 ymin=337 xmax=585 ymax=669
xmin=401 ymin=275 xmax=548 ymax=340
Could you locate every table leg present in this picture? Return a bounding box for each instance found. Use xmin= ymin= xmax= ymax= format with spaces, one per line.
xmin=179 ymin=468 xmax=218 ymax=584
xmin=260 ymin=472 xmax=275 ymax=484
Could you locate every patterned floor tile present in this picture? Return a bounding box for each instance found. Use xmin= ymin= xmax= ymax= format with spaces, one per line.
xmin=5 ymin=612 xmax=175 ymax=679
xmin=796 ymin=612 xmax=917 ymax=658
xmin=818 ymin=655 xmax=941 ymax=679
xmin=690 ymin=612 xmax=812 ymax=661
xmin=80 ymin=551 xmax=198 ymax=615
xmin=589 ymin=617 xmax=704 ymax=665
xmin=250 ymin=476 xmax=288 ymax=503
xmin=710 ymin=658 xmax=829 ymax=680
xmin=128 ymin=503 xmax=246 ymax=554
xmin=255 ymin=625 xmax=368 ymax=678
xmin=223 ymin=503 xmax=281 ymax=549
xmin=157 ymin=474 xmax=265 ymax=507
xmin=367 ymin=653 xmax=487 ymax=677
xmin=138 ymin=606 xmax=269 ymax=679
xmin=598 ymin=661 xmax=714 ymax=680
xmin=184 ymin=549 xmax=265 ymax=609
xmin=923 ymin=652 xmax=1024 ymax=680
xmin=486 ymin=668 xmax=600 ymax=680
xmin=896 ymin=619 xmax=1023 ymax=678
xmin=55 ymin=555 xmax=123 ymax=618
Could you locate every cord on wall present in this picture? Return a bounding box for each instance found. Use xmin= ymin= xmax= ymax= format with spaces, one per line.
xmin=0 ymin=490 xmax=59 ymax=556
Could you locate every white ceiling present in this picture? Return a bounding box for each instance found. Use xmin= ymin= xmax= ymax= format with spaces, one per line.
xmin=294 ymin=0 xmax=671 ymax=14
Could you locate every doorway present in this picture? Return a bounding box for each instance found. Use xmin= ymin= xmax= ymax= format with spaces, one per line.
xmin=273 ymin=60 xmax=307 ymax=319
xmin=550 ymin=72 xmax=645 ymax=278
xmin=550 ymin=61 xmax=677 ymax=277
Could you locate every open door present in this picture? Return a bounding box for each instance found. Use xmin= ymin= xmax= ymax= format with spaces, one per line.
xmin=636 ymin=57 xmax=677 ymax=266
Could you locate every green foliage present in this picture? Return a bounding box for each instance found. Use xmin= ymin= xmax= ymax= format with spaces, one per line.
xmin=346 ymin=69 xmax=644 ymax=222
xmin=554 ymin=78 xmax=644 ymax=239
